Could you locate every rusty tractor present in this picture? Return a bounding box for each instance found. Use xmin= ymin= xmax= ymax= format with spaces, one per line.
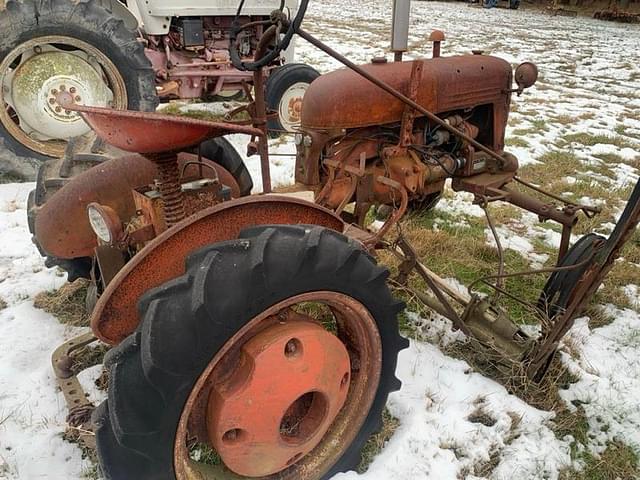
xmin=0 ymin=0 xmax=318 ymax=160
xmin=29 ymin=0 xmax=640 ymax=478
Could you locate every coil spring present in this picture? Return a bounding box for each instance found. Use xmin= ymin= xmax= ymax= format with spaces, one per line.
xmin=155 ymin=154 xmax=186 ymax=227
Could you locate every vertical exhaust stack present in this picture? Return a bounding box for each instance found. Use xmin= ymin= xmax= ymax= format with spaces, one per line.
xmin=391 ymin=0 xmax=411 ymax=62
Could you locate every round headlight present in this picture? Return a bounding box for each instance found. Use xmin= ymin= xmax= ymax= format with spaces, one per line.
xmin=294 ymin=133 xmax=303 ymax=146
xmin=87 ymin=203 xmax=122 ymax=244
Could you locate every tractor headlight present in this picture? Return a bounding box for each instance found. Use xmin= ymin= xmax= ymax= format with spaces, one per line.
xmin=87 ymin=203 xmax=122 ymax=244
xmin=294 ymin=133 xmax=303 ymax=146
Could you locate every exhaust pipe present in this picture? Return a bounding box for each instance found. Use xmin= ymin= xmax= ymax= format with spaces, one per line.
xmin=391 ymin=0 xmax=411 ymax=61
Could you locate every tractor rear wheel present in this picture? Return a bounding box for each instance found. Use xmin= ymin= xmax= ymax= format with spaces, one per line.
xmin=0 ymin=0 xmax=157 ymax=159
xmin=93 ymin=225 xmax=408 ymax=479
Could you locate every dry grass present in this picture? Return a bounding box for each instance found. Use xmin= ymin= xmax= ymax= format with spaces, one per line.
xmin=560 ymin=133 xmax=637 ymax=150
xmin=559 ymin=441 xmax=639 ymax=480
xmin=161 ymin=102 xmax=250 ymax=122
xmin=394 ymin=210 xmax=547 ymax=326
xmin=0 ymin=171 xmax=24 ymax=184
xmin=506 ymin=136 xmax=531 ymax=148
xmin=358 ymin=409 xmax=401 ymax=473
xmin=33 ymin=279 xmax=89 ymax=327
xmin=70 ymin=344 xmax=110 ymax=377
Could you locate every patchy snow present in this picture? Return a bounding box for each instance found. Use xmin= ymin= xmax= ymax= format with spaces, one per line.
xmin=485 ymin=225 xmax=550 ymax=269
xmin=0 ymin=183 xmax=92 ymax=479
xmin=560 ymin=308 xmax=640 ymax=454
xmin=436 ymin=188 xmax=485 ymax=218
xmin=336 ymin=340 xmax=572 ymax=480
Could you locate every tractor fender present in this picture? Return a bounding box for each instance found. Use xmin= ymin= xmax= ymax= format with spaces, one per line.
xmin=91 ymin=196 xmax=345 ymax=345
xmin=34 ymin=153 xmax=241 ymax=260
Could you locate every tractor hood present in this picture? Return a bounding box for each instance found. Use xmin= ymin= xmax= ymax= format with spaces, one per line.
xmin=300 ymin=55 xmax=513 ymax=130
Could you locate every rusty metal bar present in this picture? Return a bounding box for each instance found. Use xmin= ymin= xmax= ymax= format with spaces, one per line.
xmin=295 ymin=27 xmax=510 ymax=168
xmin=526 ymin=178 xmax=640 ymax=379
xmin=395 ymin=237 xmax=471 ymax=335
xmin=250 ymin=25 xmax=281 ymax=194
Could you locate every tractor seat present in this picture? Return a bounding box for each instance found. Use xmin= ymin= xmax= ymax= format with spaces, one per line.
xmin=63 ymin=104 xmax=263 ymax=154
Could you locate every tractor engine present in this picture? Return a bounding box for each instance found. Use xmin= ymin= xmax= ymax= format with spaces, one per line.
xmin=144 ymin=15 xmax=272 ymax=98
xmin=295 ymin=54 xmax=519 ymax=216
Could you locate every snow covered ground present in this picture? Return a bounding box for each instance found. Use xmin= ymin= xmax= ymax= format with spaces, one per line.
xmin=1 ymin=1 xmax=639 ymax=479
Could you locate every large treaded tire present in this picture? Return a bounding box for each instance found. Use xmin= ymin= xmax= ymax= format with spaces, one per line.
xmin=197 ymin=137 xmax=253 ymax=196
xmin=93 ymin=225 xmax=408 ymax=479
xmin=0 ymin=0 xmax=158 ymax=159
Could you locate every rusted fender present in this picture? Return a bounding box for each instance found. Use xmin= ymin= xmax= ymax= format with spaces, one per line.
xmin=34 ymin=153 xmax=240 ymax=260
xmin=91 ymin=196 xmax=345 ymax=345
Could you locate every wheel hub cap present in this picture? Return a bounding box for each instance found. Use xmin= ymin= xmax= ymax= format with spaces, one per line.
xmin=279 ymin=82 xmax=309 ymax=131
xmin=10 ymin=51 xmax=113 ymax=140
xmin=207 ymin=320 xmax=351 ymax=477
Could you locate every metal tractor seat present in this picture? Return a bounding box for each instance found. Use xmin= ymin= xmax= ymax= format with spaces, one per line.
xmin=64 ymin=103 xmax=262 ymax=153
xmin=63 ymin=103 xmax=263 ymax=226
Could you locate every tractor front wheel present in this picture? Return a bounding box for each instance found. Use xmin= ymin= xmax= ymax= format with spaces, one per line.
xmin=94 ymin=225 xmax=407 ymax=479
xmin=266 ymin=64 xmax=320 ymax=135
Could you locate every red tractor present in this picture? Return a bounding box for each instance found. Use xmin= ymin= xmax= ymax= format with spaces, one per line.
xmin=29 ymin=0 xmax=640 ymax=478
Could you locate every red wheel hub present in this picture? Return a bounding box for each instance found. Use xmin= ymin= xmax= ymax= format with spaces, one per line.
xmin=207 ymin=321 xmax=351 ymax=477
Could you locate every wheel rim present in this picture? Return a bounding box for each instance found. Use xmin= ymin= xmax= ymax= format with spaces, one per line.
xmin=277 ymin=82 xmax=309 ymax=133
xmin=174 ymin=291 xmax=383 ymax=479
xmin=0 ymin=36 xmax=127 ymax=157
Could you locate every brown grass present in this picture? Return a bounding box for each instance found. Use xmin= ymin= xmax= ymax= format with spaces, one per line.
xmin=559 ymin=441 xmax=639 ymax=480
xmin=33 ymin=279 xmax=89 ymax=327
xmin=358 ymin=409 xmax=401 ymax=473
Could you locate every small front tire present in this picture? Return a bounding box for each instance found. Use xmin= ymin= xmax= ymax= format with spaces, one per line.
xmin=265 ymin=63 xmax=320 ymax=135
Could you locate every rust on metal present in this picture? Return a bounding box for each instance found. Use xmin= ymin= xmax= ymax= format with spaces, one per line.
xmin=174 ymin=291 xmax=382 ymax=479
xmin=63 ymin=103 xmax=263 ymax=153
xmin=208 ymin=321 xmax=350 ymax=477
xmin=91 ymin=196 xmax=345 ymax=345
xmin=34 ymin=153 xmax=240 ymax=260
xmin=526 ymin=178 xmax=640 ymax=378
xmin=298 ymin=39 xmax=512 ymax=160
xmin=51 ymin=331 xmax=99 ymax=449
xmin=149 ymin=152 xmax=187 ymax=226
xmin=428 ymin=30 xmax=445 ymax=58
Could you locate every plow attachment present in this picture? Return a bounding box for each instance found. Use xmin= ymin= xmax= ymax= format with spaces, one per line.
xmin=392 ymin=176 xmax=640 ymax=381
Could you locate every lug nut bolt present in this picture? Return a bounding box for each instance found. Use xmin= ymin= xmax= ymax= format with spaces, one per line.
xmin=69 ymin=87 xmax=76 ymax=94
xmin=65 ymin=110 xmax=70 ymax=115
xmin=74 ymin=96 xmax=81 ymax=102
xmin=60 ymin=85 xmax=66 ymax=91
xmin=51 ymin=89 xmax=58 ymax=95
xmin=49 ymin=98 xmax=56 ymax=104
xmin=55 ymin=106 xmax=62 ymax=113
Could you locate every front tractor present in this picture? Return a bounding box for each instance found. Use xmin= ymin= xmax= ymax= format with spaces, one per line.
xmin=30 ymin=0 xmax=640 ymax=479
xmin=0 ymin=0 xmax=318 ymax=160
